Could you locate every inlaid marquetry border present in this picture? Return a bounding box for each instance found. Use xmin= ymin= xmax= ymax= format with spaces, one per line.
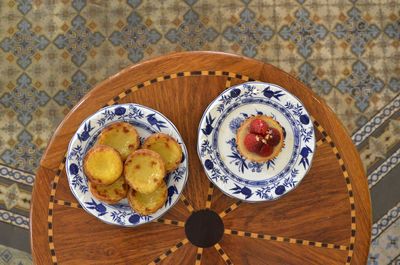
xmin=154 ymin=218 xmax=185 ymax=227
xmin=219 ymin=201 xmax=243 ymax=218
xmin=313 ymin=119 xmax=356 ymax=265
xmin=195 ymin=247 xmax=203 ymax=265
xmin=148 ymin=238 xmax=189 ymax=265
xmin=205 ymin=182 xmax=214 ymax=209
xmin=224 ymin=229 xmax=348 ymax=250
xmin=180 ymin=194 xmax=194 ymax=213
xmin=214 ymin=243 xmax=234 ymax=265
xmin=46 ymin=70 xmax=357 ymax=265
xmin=104 ymin=71 xmax=254 ymax=107
xmin=54 ymin=199 xmax=81 ymax=209
xmin=47 ymin=157 xmax=65 ymax=265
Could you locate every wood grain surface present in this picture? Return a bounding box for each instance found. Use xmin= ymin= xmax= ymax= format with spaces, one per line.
xmin=31 ymin=51 xmax=371 ymax=265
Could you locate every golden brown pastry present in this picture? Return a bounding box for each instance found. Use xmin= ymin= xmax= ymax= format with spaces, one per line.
xmin=142 ymin=133 xmax=182 ymax=173
xmin=124 ymin=149 xmax=166 ymax=194
xmin=127 ymin=183 xmax=167 ymax=215
xmin=89 ymin=176 xmax=128 ymax=204
xmin=96 ymin=122 xmax=140 ymax=161
xmin=83 ymin=145 xmax=123 ymax=185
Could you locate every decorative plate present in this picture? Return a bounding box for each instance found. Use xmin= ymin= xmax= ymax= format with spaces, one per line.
xmin=197 ymin=82 xmax=315 ymax=202
xmin=66 ymin=104 xmax=188 ymax=226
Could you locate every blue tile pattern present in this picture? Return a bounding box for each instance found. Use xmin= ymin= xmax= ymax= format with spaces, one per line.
xmin=384 ymin=20 xmax=400 ymax=40
xmin=279 ymin=8 xmax=327 ymax=58
xmin=110 ymin=11 xmax=161 ymax=62
xmin=0 ymin=74 xmax=50 ymax=125
xmin=1 ymin=130 xmax=44 ymax=172
xmin=16 ymin=0 xmax=32 ymax=15
xmin=54 ymin=15 xmax=105 ymax=66
xmin=224 ymin=8 xmax=273 ymax=57
xmin=298 ymin=62 xmax=332 ymax=95
xmin=337 ymin=60 xmax=384 ymax=112
xmin=54 ymin=70 xmax=91 ymax=108
xmin=166 ymin=10 xmax=218 ymax=50
xmin=333 ymin=7 xmax=380 ymax=56
xmin=0 ymin=19 xmax=49 ymax=69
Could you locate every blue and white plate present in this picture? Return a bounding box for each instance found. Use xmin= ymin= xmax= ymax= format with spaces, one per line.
xmin=198 ymin=82 xmax=315 ymax=202
xmin=66 ymin=104 xmax=188 ymax=226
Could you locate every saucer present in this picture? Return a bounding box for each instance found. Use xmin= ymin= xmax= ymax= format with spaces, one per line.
xmin=197 ymin=82 xmax=315 ymax=202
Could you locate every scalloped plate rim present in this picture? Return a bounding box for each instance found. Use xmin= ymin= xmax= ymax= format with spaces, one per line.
xmin=66 ymin=103 xmax=189 ymax=227
xmin=197 ymin=81 xmax=316 ymax=202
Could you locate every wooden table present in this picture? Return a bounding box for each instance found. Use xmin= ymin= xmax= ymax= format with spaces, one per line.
xmin=31 ymin=52 xmax=371 ymax=265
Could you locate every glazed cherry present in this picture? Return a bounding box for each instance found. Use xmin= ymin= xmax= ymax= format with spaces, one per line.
xmin=258 ymin=143 xmax=273 ymax=157
xmin=244 ymin=133 xmax=263 ymax=153
xmin=249 ymin=119 xmax=268 ymax=136
xmin=243 ymin=118 xmax=282 ymax=157
xmin=266 ymin=128 xmax=281 ymax=146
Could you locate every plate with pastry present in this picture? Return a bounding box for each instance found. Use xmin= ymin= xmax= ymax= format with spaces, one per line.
xmin=198 ymin=82 xmax=315 ymax=202
xmin=66 ymin=103 xmax=188 ymax=226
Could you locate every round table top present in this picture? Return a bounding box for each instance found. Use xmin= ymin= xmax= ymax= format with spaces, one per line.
xmin=31 ymin=51 xmax=371 ymax=265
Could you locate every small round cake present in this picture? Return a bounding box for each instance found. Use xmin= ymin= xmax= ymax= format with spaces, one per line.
xmin=124 ymin=149 xmax=166 ymax=194
xmin=83 ymin=145 xmax=123 ymax=185
xmin=236 ymin=115 xmax=284 ymax=163
xmin=89 ymin=176 xmax=128 ymax=204
xmin=96 ymin=122 xmax=140 ymax=161
xmin=142 ymin=133 xmax=182 ymax=173
xmin=127 ymin=182 xmax=167 ymax=215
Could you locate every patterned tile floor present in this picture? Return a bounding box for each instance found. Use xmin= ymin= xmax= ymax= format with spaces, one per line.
xmin=0 ymin=0 xmax=399 ymax=264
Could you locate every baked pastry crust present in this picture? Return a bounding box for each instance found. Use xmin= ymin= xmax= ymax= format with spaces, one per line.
xmin=124 ymin=149 xmax=166 ymax=194
xmin=89 ymin=176 xmax=128 ymax=204
xmin=127 ymin=183 xmax=167 ymax=215
xmin=142 ymin=133 xmax=182 ymax=173
xmin=83 ymin=145 xmax=123 ymax=185
xmin=96 ymin=122 xmax=140 ymax=161
xmin=236 ymin=115 xmax=284 ymax=163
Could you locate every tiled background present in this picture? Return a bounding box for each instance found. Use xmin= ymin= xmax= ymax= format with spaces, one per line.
xmin=0 ymin=0 xmax=399 ymax=264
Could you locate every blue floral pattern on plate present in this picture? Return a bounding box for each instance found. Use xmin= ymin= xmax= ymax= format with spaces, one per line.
xmin=66 ymin=104 xmax=188 ymax=227
xmin=197 ymin=82 xmax=315 ymax=202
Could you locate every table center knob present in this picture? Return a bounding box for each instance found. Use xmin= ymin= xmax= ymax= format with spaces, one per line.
xmin=185 ymin=209 xmax=224 ymax=248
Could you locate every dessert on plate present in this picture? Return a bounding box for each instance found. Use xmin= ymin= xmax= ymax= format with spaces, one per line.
xmin=127 ymin=182 xmax=168 ymax=215
xmin=124 ymin=149 xmax=166 ymax=194
xmin=142 ymin=133 xmax=182 ymax=173
xmin=83 ymin=145 xmax=123 ymax=185
xmin=96 ymin=122 xmax=140 ymax=161
xmin=82 ymin=121 xmax=183 ymax=215
xmin=236 ymin=115 xmax=284 ymax=163
xmin=89 ymin=176 xmax=128 ymax=204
